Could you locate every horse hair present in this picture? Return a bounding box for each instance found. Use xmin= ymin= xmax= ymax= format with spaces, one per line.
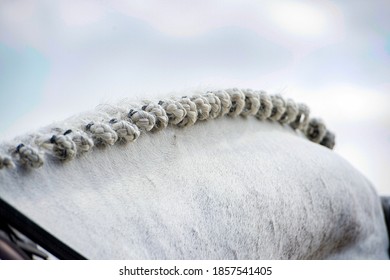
xmin=0 ymin=88 xmax=335 ymax=170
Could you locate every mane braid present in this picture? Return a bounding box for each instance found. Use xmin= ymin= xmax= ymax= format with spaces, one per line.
xmin=0 ymin=88 xmax=335 ymax=170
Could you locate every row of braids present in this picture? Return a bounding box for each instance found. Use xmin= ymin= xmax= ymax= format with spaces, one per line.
xmin=0 ymin=88 xmax=335 ymax=170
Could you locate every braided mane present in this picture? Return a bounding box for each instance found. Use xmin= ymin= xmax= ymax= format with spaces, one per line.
xmin=0 ymin=88 xmax=335 ymax=171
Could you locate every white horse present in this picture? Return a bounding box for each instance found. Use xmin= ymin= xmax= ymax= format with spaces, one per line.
xmin=0 ymin=89 xmax=388 ymax=259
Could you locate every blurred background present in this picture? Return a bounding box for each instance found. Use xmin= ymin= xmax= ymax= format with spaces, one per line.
xmin=0 ymin=0 xmax=389 ymax=194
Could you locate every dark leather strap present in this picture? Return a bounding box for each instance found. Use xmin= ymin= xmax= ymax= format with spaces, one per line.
xmin=0 ymin=197 xmax=86 ymax=260
xmin=381 ymin=196 xmax=390 ymax=257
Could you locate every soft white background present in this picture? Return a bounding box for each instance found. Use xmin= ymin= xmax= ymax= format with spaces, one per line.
xmin=0 ymin=0 xmax=389 ymax=194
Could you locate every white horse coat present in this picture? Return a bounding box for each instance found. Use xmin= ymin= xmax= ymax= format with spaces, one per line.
xmin=0 ymin=91 xmax=388 ymax=259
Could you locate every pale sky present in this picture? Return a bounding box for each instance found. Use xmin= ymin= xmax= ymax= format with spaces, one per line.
xmin=0 ymin=0 xmax=389 ymax=194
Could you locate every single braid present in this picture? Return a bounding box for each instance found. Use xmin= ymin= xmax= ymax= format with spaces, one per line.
xmin=71 ymin=130 xmax=94 ymax=153
xmin=86 ymin=122 xmax=118 ymax=146
xmin=158 ymin=99 xmax=186 ymax=125
xmin=269 ymin=95 xmax=287 ymax=121
xmin=320 ymin=130 xmax=336 ymax=150
xmin=226 ymin=88 xmax=245 ymax=117
xmin=177 ymin=97 xmax=198 ymax=127
xmin=48 ymin=133 xmax=77 ymax=161
xmin=109 ymin=119 xmax=140 ymax=143
xmin=13 ymin=144 xmax=44 ymax=168
xmin=256 ymin=91 xmax=273 ymax=120
xmin=203 ymin=92 xmax=221 ymax=119
xmin=279 ymin=98 xmax=299 ymax=125
xmin=214 ymin=90 xmax=232 ymax=117
xmin=128 ymin=108 xmax=156 ymax=131
xmin=241 ymin=89 xmax=260 ymax=117
xmin=141 ymin=102 xmax=168 ymax=131
xmin=305 ymin=118 xmax=327 ymax=144
xmin=191 ymin=94 xmax=212 ymax=121
xmin=290 ymin=103 xmax=310 ymax=131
